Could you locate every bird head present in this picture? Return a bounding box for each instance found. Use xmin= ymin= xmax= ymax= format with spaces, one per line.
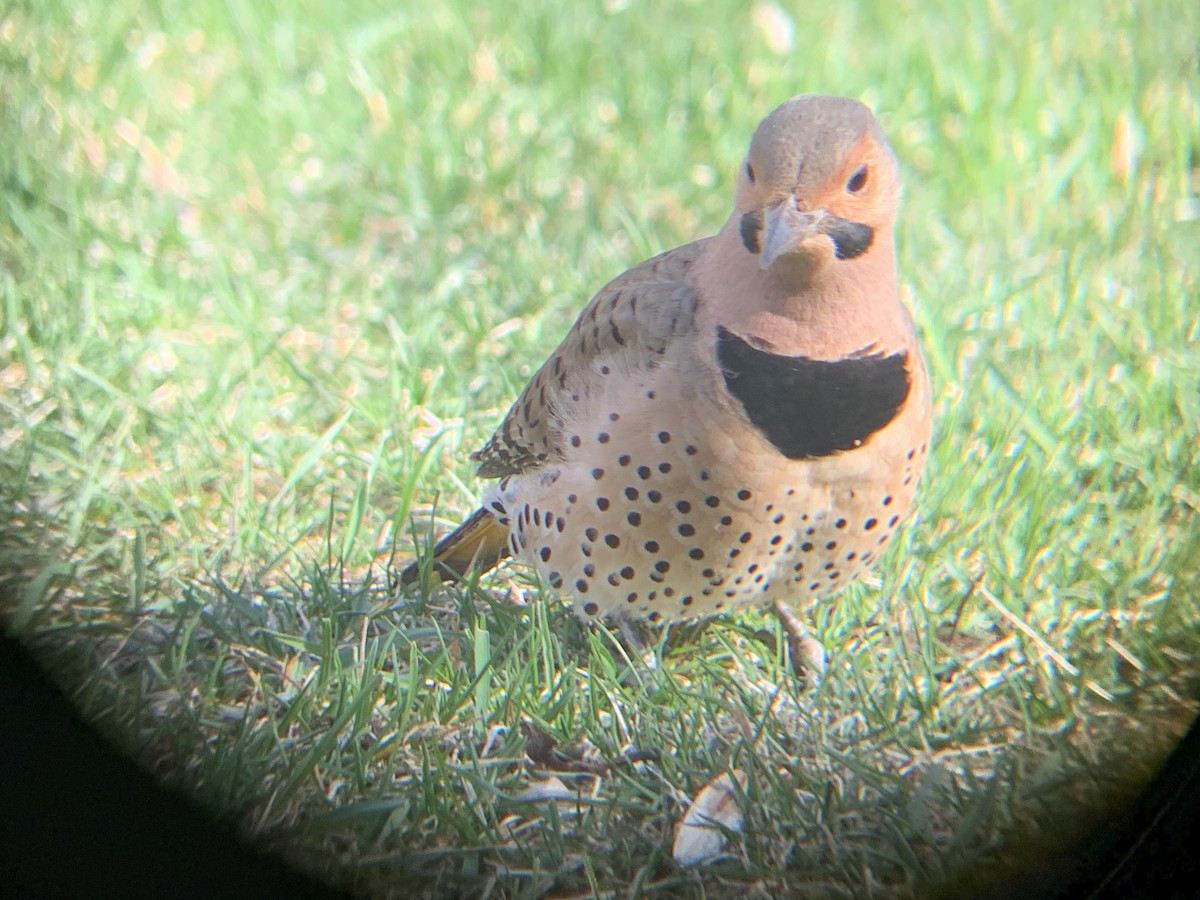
xmin=733 ymin=95 xmax=901 ymax=276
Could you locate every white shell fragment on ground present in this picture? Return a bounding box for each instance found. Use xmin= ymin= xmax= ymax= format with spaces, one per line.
xmin=510 ymin=775 xmax=578 ymax=804
xmin=672 ymin=770 xmax=747 ymax=866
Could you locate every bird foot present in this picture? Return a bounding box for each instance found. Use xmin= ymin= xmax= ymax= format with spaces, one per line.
xmin=773 ymin=599 xmax=827 ymax=681
xmin=613 ymin=612 xmax=660 ymax=675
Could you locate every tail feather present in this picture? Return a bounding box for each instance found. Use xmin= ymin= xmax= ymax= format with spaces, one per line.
xmin=400 ymin=507 xmax=511 ymax=586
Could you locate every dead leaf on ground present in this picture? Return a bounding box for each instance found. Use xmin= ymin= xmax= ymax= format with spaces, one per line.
xmin=672 ymin=769 xmax=747 ymax=867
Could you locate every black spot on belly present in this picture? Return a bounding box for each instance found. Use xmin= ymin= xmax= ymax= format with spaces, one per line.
xmin=716 ymin=326 xmax=910 ymax=459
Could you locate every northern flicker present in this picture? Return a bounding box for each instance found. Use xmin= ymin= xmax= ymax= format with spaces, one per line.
xmin=402 ymin=95 xmax=931 ymax=637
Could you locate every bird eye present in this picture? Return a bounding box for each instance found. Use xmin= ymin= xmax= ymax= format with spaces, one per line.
xmin=846 ymin=164 xmax=869 ymax=193
xmin=745 ymin=161 xmax=756 ymax=184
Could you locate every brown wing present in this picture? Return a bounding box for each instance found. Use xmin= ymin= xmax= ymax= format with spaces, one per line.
xmin=471 ymin=240 xmax=707 ymax=479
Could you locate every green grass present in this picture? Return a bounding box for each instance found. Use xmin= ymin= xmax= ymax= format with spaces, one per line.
xmin=2 ymin=0 xmax=1198 ymax=896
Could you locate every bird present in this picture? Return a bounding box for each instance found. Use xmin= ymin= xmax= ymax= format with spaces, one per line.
xmin=401 ymin=95 xmax=931 ymax=652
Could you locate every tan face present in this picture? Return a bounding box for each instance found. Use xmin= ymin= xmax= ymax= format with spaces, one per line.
xmin=733 ymin=96 xmax=901 ymax=271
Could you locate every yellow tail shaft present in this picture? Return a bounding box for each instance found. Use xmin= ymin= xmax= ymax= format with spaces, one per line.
xmin=400 ymin=507 xmax=511 ymax=585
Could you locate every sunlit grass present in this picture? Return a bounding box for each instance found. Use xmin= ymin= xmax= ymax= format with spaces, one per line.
xmin=2 ymin=1 xmax=1198 ymax=896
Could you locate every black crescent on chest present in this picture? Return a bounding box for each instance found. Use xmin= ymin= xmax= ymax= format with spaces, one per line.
xmin=716 ymin=326 xmax=911 ymax=459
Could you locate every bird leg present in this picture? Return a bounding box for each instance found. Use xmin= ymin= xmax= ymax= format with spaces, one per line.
xmin=613 ymin=611 xmax=661 ymax=674
xmin=773 ymin=599 xmax=827 ymax=680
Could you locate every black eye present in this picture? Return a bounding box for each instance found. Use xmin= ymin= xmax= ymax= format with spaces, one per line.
xmin=745 ymin=161 xmax=756 ymax=184
xmin=846 ymin=165 xmax=869 ymax=193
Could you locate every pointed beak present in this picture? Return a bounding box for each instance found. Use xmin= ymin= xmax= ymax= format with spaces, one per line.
xmin=759 ymin=200 xmax=825 ymax=269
